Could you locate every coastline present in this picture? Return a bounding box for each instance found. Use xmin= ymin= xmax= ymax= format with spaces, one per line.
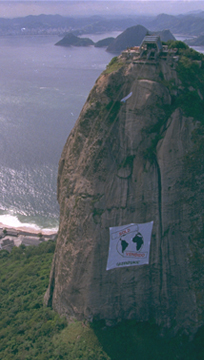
xmin=0 ymin=221 xmax=58 ymax=236
xmin=0 ymin=222 xmax=58 ymax=252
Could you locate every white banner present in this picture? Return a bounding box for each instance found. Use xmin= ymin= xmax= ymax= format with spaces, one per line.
xmin=106 ymin=221 xmax=153 ymax=270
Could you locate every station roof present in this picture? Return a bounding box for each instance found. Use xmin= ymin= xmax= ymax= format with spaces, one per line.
xmin=140 ymin=36 xmax=163 ymax=51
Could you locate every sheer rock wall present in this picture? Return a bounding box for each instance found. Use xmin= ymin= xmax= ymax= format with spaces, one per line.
xmin=45 ymin=58 xmax=204 ymax=335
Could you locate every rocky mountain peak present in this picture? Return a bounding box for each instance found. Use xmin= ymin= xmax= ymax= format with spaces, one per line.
xmin=45 ymin=43 xmax=204 ymax=335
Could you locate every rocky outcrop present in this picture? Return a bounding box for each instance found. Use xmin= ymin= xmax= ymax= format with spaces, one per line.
xmin=106 ymin=25 xmax=148 ymax=53
xmin=55 ymin=33 xmax=94 ymax=47
xmin=45 ymin=52 xmax=204 ymax=335
xmin=94 ymin=37 xmax=115 ymax=48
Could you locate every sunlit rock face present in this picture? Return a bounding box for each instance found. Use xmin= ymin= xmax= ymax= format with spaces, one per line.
xmin=45 ymin=54 xmax=204 ymax=335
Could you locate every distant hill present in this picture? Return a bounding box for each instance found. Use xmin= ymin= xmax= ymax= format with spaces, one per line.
xmin=185 ymin=35 xmax=204 ymax=46
xmin=148 ymin=13 xmax=204 ymax=36
xmin=153 ymin=29 xmax=176 ymax=42
xmin=2 ymin=12 xmax=204 ymax=38
xmin=73 ymin=18 xmax=143 ymax=36
xmin=94 ymin=37 xmax=115 ymax=48
xmin=148 ymin=13 xmax=180 ymax=31
xmin=106 ymin=25 xmax=148 ymax=53
xmin=0 ymin=14 xmax=79 ymax=34
xmin=55 ymin=33 xmax=94 ymax=47
xmin=0 ymin=14 xmax=152 ymax=36
xmin=106 ymin=25 xmax=175 ymax=54
xmin=55 ymin=26 xmax=175 ymax=52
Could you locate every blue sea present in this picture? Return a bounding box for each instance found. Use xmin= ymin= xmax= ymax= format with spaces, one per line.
xmin=0 ymin=34 xmax=116 ymax=232
xmin=0 ymin=32 xmax=203 ymax=232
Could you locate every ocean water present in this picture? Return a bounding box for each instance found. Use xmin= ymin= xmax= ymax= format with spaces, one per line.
xmin=0 ymin=35 xmax=114 ymax=231
xmin=1 ymin=33 xmax=203 ymax=233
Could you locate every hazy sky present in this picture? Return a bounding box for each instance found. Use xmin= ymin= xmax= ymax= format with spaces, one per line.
xmin=1 ymin=1 xmax=204 ymax=18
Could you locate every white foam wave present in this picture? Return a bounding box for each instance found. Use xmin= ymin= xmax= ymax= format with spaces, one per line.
xmin=0 ymin=214 xmax=58 ymax=234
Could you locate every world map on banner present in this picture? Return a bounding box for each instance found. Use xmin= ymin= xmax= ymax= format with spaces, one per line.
xmin=106 ymin=221 xmax=153 ymax=270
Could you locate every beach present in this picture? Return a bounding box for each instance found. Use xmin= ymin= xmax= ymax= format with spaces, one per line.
xmin=0 ymin=221 xmax=58 ymax=235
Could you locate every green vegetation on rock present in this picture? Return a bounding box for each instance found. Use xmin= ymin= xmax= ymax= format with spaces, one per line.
xmin=104 ymin=57 xmax=124 ymax=74
xmin=145 ymin=42 xmax=204 ymax=162
xmin=164 ymin=42 xmax=204 ymax=121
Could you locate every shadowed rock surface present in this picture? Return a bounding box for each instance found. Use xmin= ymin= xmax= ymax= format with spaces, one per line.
xmin=45 ymin=49 xmax=204 ymax=335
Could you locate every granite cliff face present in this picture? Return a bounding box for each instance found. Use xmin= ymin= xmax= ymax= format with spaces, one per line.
xmin=45 ymin=48 xmax=204 ymax=335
